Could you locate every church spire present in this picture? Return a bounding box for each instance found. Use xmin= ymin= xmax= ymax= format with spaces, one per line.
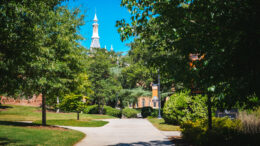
xmin=90 ymin=12 xmax=101 ymax=50
xmin=110 ymin=45 xmax=113 ymax=51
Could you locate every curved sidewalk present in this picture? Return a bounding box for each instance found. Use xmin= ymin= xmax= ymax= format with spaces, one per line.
xmin=60 ymin=119 xmax=177 ymax=146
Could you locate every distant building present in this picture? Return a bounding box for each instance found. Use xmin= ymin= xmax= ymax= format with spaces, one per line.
xmin=90 ymin=13 xmax=101 ymax=50
xmin=90 ymin=13 xmax=114 ymax=52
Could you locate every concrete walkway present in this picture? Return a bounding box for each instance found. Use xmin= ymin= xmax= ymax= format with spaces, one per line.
xmin=60 ymin=119 xmax=180 ymax=146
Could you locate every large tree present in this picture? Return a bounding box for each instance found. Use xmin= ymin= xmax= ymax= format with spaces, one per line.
xmin=0 ymin=0 xmax=89 ymax=125
xmin=116 ymin=0 xmax=259 ymax=128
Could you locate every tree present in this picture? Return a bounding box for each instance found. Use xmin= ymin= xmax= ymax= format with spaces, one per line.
xmin=116 ymin=0 xmax=259 ymax=129
xmin=59 ymin=94 xmax=88 ymax=120
xmin=0 ymin=0 xmax=88 ymax=125
xmin=86 ymin=48 xmax=121 ymax=113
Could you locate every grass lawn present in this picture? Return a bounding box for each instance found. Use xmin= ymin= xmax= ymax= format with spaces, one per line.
xmin=33 ymin=119 xmax=108 ymax=127
xmin=0 ymin=121 xmax=84 ymax=146
xmin=147 ymin=117 xmax=181 ymax=131
xmin=0 ymin=104 xmax=116 ymax=122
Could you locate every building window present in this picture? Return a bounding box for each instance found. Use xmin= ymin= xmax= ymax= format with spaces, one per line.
xmin=153 ymin=101 xmax=156 ymax=108
xmin=142 ymin=99 xmax=145 ymax=107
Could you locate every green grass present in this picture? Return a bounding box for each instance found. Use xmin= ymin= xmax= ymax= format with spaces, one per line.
xmin=0 ymin=122 xmax=84 ymax=146
xmin=33 ymin=119 xmax=108 ymax=127
xmin=0 ymin=104 xmax=116 ymax=122
xmin=0 ymin=105 xmax=112 ymax=145
xmin=147 ymin=117 xmax=181 ymax=131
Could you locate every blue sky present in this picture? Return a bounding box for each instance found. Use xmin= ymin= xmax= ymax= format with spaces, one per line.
xmin=62 ymin=0 xmax=132 ymax=53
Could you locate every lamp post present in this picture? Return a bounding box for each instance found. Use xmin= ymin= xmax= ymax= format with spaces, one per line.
xmin=158 ymin=69 xmax=162 ymax=119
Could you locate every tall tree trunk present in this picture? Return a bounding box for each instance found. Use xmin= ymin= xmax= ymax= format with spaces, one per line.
xmin=77 ymin=112 xmax=79 ymax=120
xmin=42 ymin=93 xmax=46 ymax=126
xmin=56 ymin=96 xmax=59 ymax=113
xmin=207 ymin=93 xmax=212 ymax=130
xmin=98 ymin=97 xmax=101 ymax=114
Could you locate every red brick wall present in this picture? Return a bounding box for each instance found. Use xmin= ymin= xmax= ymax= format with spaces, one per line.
xmin=0 ymin=94 xmax=42 ymax=107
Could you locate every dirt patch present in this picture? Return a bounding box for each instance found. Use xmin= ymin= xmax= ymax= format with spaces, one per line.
xmin=27 ymin=125 xmax=69 ymax=131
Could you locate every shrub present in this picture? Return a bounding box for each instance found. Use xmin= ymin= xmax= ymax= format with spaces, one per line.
xmin=181 ymin=117 xmax=259 ymax=146
xmin=151 ymin=109 xmax=159 ymax=117
xmin=83 ymin=105 xmax=99 ymax=114
xmin=163 ymin=90 xmax=207 ymax=125
xmin=84 ymin=105 xmax=121 ymax=118
xmin=122 ymin=108 xmax=138 ymax=118
xmin=141 ymin=107 xmax=153 ymax=118
xmin=104 ymin=106 xmax=121 ymax=118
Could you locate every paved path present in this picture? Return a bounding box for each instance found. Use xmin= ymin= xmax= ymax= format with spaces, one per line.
xmin=60 ymin=119 xmax=180 ymax=146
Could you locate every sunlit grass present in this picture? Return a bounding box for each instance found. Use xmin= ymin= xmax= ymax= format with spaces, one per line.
xmin=0 ymin=104 xmax=116 ymax=122
xmin=0 ymin=124 xmax=84 ymax=146
xmin=147 ymin=117 xmax=181 ymax=131
xmin=33 ymin=119 xmax=108 ymax=127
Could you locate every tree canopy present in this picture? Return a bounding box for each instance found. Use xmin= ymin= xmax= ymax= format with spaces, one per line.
xmin=116 ymin=0 xmax=259 ymax=109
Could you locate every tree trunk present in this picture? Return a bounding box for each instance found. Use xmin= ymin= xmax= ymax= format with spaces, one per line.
xmin=77 ymin=112 xmax=79 ymax=120
xmin=207 ymin=93 xmax=212 ymax=130
xmin=56 ymin=96 xmax=59 ymax=113
xmin=42 ymin=94 xmax=46 ymax=126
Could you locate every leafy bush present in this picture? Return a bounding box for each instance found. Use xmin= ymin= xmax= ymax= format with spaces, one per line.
xmin=181 ymin=117 xmax=259 ymax=146
xmin=163 ymin=90 xmax=207 ymax=125
xmin=104 ymin=106 xmax=121 ymax=118
xmin=59 ymin=94 xmax=86 ymax=113
xmin=84 ymin=105 xmax=121 ymax=118
xmin=122 ymin=108 xmax=138 ymax=118
xmin=151 ymin=109 xmax=159 ymax=117
xmin=141 ymin=107 xmax=153 ymax=118
xmin=84 ymin=105 xmax=99 ymax=114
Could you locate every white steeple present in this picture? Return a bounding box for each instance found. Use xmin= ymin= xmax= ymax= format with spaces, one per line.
xmin=94 ymin=13 xmax=98 ymax=22
xmin=110 ymin=45 xmax=113 ymax=51
xmin=90 ymin=12 xmax=101 ymax=49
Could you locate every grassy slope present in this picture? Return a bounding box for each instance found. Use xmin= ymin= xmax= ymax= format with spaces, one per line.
xmin=0 ymin=124 xmax=84 ymax=146
xmin=147 ymin=117 xmax=181 ymax=131
xmin=0 ymin=105 xmax=114 ymax=145
xmin=0 ymin=104 xmax=116 ymax=121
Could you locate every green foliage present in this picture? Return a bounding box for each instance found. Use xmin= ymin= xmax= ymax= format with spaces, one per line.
xmin=86 ymin=48 xmax=122 ymax=112
xmin=122 ymin=108 xmax=138 ymax=118
xmin=151 ymin=109 xmax=159 ymax=118
xmin=117 ymin=0 xmax=259 ymax=110
xmin=59 ymin=94 xmax=87 ymax=113
xmin=104 ymin=106 xmax=122 ymax=118
xmin=83 ymin=105 xmax=121 ymax=118
xmin=0 ymin=0 xmax=90 ymax=125
xmin=181 ymin=117 xmax=259 ymax=146
xmin=84 ymin=105 xmax=99 ymax=114
xmin=163 ymin=90 xmax=207 ymax=125
xmin=141 ymin=107 xmax=153 ymax=118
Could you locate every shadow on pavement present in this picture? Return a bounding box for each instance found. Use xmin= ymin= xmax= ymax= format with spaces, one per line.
xmin=110 ymin=140 xmax=173 ymax=146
